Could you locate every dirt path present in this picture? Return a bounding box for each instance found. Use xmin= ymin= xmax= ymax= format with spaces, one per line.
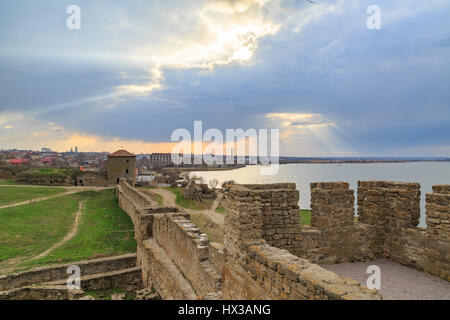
xmin=151 ymin=188 xmax=225 ymax=226
xmin=150 ymin=188 xmax=176 ymax=207
xmin=0 ymin=184 xmax=68 ymax=188
xmin=211 ymin=192 xmax=223 ymax=211
xmin=30 ymin=199 xmax=87 ymax=261
xmin=0 ymin=199 xmax=87 ymax=274
xmin=0 ymin=184 xmax=111 ymax=190
xmin=0 ymin=187 xmax=110 ymax=210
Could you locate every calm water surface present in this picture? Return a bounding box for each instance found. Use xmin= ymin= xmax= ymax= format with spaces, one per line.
xmin=192 ymin=162 xmax=450 ymax=227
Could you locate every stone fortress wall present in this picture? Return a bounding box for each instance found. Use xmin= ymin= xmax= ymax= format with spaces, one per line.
xmin=0 ymin=254 xmax=141 ymax=300
xmin=151 ymin=213 xmax=222 ymax=297
xmin=304 ymin=181 xmax=448 ymax=280
xmin=116 ymin=180 xmax=223 ymax=299
xmin=116 ymin=179 xmax=449 ymax=300
xmin=358 ymin=182 xmax=449 ymax=279
xmin=221 ymin=183 xmax=380 ymax=299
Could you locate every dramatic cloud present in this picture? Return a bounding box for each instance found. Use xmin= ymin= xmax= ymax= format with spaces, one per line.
xmin=0 ymin=0 xmax=449 ymax=155
xmin=0 ymin=111 xmax=175 ymax=153
xmin=265 ymin=113 xmax=334 ymax=128
xmin=265 ymin=112 xmax=355 ymax=156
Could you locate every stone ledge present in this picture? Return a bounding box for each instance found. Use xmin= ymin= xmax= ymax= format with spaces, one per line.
xmin=42 ymin=266 xmax=142 ymax=291
xmin=432 ymin=185 xmax=450 ymax=194
xmin=0 ymin=253 xmax=137 ymax=291
xmin=244 ymin=243 xmax=381 ymax=300
xmin=142 ymin=239 xmax=198 ymax=300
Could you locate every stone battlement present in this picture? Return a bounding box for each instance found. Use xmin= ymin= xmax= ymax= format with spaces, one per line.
xmin=117 ymin=180 xmax=449 ymax=300
xmin=222 ymin=183 xmax=380 ymax=299
xmin=223 ymin=181 xmax=449 ymax=281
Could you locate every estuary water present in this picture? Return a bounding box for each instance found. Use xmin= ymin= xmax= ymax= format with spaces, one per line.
xmin=191 ymin=162 xmax=450 ymax=227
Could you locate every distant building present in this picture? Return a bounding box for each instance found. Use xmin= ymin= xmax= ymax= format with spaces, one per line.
xmin=41 ymin=148 xmax=51 ymax=153
xmin=107 ymin=149 xmax=136 ymax=185
xmin=41 ymin=156 xmax=56 ymax=165
xmin=149 ymin=153 xmax=174 ymax=167
xmin=9 ymin=159 xmax=30 ymax=166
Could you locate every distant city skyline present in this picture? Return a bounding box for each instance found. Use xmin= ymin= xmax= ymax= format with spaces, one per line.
xmin=1 ymin=1 xmax=449 ymax=157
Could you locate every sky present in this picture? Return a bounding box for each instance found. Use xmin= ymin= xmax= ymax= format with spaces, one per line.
xmin=0 ymin=0 xmax=449 ymax=156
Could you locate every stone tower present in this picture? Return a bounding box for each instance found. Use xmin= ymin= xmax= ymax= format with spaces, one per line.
xmin=107 ymin=149 xmax=136 ymax=185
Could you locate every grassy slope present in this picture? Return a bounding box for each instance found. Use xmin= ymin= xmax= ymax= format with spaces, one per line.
xmin=0 ymin=179 xmax=16 ymax=185
xmin=142 ymin=188 xmax=163 ymax=206
xmin=0 ymin=186 xmax=67 ymax=206
xmin=189 ymin=213 xmax=224 ymax=244
xmin=215 ymin=206 xmax=226 ymax=214
xmin=19 ymin=189 xmax=136 ymax=269
xmin=164 ymin=187 xmax=215 ymax=210
xmin=29 ymin=168 xmax=73 ymax=176
xmin=0 ymin=193 xmax=82 ymax=263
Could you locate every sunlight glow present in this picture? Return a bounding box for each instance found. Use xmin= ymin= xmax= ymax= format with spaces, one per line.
xmin=265 ymin=112 xmax=355 ymax=156
xmin=265 ymin=113 xmax=334 ymax=128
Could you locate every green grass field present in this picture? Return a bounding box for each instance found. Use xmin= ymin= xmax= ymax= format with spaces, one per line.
xmin=0 ymin=193 xmax=82 ymax=264
xmin=215 ymin=205 xmax=226 ymax=214
xmin=300 ymin=209 xmax=311 ymax=226
xmin=0 ymin=179 xmax=16 ymax=185
xmin=28 ymin=168 xmax=74 ymax=177
xmin=0 ymin=186 xmax=67 ymax=206
xmin=164 ymin=187 xmax=215 ymax=210
xmin=19 ymin=189 xmax=136 ymax=270
xmin=0 ymin=186 xmax=136 ymax=273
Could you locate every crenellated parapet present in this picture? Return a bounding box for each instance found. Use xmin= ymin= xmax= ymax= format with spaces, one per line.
xmin=296 ymin=182 xmax=377 ymax=264
xmin=356 ymin=181 xmax=448 ymax=280
xmin=117 ymin=180 xmax=222 ymax=299
xmin=310 ymin=182 xmax=355 ymax=229
xmin=221 ymin=183 xmax=381 ymax=300
xmin=117 ymin=179 xmax=449 ymax=300
xmin=424 ymin=185 xmax=450 ymax=279
xmin=426 ymin=185 xmax=450 ymax=238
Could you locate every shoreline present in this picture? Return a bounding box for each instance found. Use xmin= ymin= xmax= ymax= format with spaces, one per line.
xmin=279 ymin=159 xmax=450 ymax=164
xmin=181 ymin=159 xmax=450 ymax=172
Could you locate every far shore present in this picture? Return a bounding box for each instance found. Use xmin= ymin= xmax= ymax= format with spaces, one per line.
xmin=279 ymin=159 xmax=450 ymax=164
xmin=161 ymin=159 xmax=450 ymax=173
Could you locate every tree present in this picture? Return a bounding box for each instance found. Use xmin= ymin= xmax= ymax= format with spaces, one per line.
xmin=208 ymin=178 xmax=219 ymax=190
xmin=182 ymin=172 xmax=191 ymax=182
xmin=221 ymin=180 xmax=235 ymax=189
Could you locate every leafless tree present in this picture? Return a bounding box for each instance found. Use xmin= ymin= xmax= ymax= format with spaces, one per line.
xmin=208 ymin=178 xmax=219 ymax=190
xmin=221 ymin=180 xmax=236 ymax=189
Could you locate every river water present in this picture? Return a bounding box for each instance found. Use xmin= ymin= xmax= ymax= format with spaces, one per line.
xmin=192 ymin=162 xmax=450 ymax=227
